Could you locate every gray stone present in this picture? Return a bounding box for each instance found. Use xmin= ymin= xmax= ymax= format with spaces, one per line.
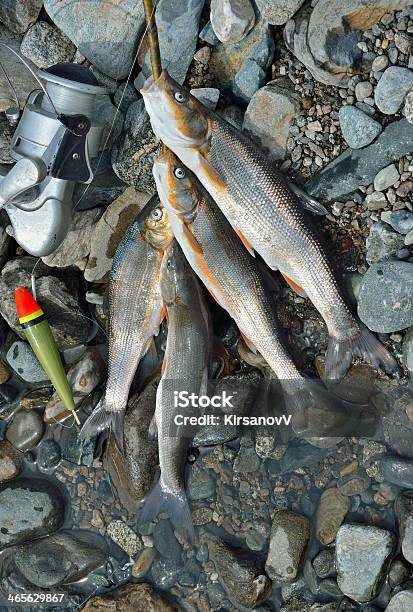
xmin=0 ymin=477 xmax=65 ymax=548
xmin=374 ymin=164 xmax=400 ymax=191
xmin=388 ymin=557 xmax=411 ymax=589
xmin=0 ymin=0 xmax=42 ymax=33
xmin=386 ymin=590 xmax=413 ymax=611
xmin=20 ymin=21 xmax=76 ymax=68
xmin=315 ymin=488 xmax=349 ymax=545
xmin=381 ymin=210 xmax=413 ymax=234
xmin=312 ymin=548 xmax=335 ymax=579
xmin=355 ymin=81 xmax=373 ymax=102
xmin=395 ymin=491 xmax=413 ymax=564
xmin=233 ymin=446 xmax=260 ymax=472
xmin=403 ymin=327 xmax=413 ymax=375
xmin=188 ymin=467 xmax=216 ymax=501
xmin=375 ymin=67 xmax=413 ymax=114
xmin=114 ymin=82 xmax=138 ymax=114
xmin=336 ymin=524 xmax=395 ymax=602
xmin=366 ymin=191 xmax=387 ymax=211
xmin=0 ymin=25 xmax=39 ymax=112
xmin=403 ymin=90 xmax=413 ymax=124
xmin=6 ymin=409 xmax=44 ymax=451
xmin=190 ymin=87 xmax=220 ymax=110
xmin=200 ymin=21 xmax=220 ymax=45
xmin=178 ymin=558 xmax=202 ymax=587
xmin=151 ymin=557 xmax=180 ymax=590
xmin=395 ymin=33 xmax=413 ymax=55
xmin=380 ymin=457 xmax=413 ymax=488
xmin=243 ymin=78 xmax=301 ymax=159
xmin=211 ymin=0 xmax=255 ymax=44
xmin=371 ymin=55 xmax=389 ymax=72
xmin=365 ymin=222 xmax=405 ymax=264
xmin=6 ymin=341 xmax=47 ymax=383
xmin=37 ymin=440 xmax=62 ymax=471
xmin=307 ymin=119 xmax=413 ymax=200
xmin=255 ymin=0 xmax=305 ymax=25
xmin=339 ymin=106 xmax=382 ymax=149
xmin=233 ymin=59 xmax=266 ymax=101
xmin=0 ymin=440 xmax=21 ymax=482
xmin=44 ymin=0 xmax=146 ymax=79
xmin=358 ymin=261 xmax=413 ymax=332
xmin=265 ymin=510 xmax=311 ymax=583
xmin=153 ymin=520 xmax=182 ymax=562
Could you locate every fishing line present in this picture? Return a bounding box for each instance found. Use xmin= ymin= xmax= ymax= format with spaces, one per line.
xmin=0 ymin=57 xmax=19 ymax=110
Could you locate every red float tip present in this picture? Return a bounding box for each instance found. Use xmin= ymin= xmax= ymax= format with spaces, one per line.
xmin=14 ymin=287 xmax=43 ymax=320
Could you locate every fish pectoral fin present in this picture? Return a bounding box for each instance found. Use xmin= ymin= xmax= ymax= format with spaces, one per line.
xmin=182 ymin=222 xmax=203 ymax=255
xmin=198 ymin=154 xmax=227 ymax=192
xmin=281 ymin=272 xmax=307 ymax=298
xmin=288 ymin=182 xmax=328 ymax=216
xmin=240 ymin=332 xmax=258 ymax=354
xmin=233 ymin=227 xmax=255 ymax=257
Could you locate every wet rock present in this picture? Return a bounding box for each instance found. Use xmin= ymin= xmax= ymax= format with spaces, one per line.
xmin=20 ymin=21 xmax=76 ymax=68
xmin=112 ymin=100 xmax=160 ymax=194
xmin=107 ymin=520 xmax=142 ymax=557
xmin=358 ymin=261 xmax=413 ymax=333
xmin=20 ymin=387 xmax=53 ymax=412
xmin=255 ymin=0 xmax=305 ymax=25
xmin=315 ymin=489 xmax=349 ymax=545
xmin=375 ymin=67 xmax=413 ymax=115
xmin=104 ymin=378 xmax=159 ymax=512
xmin=6 ymin=409 xmax=44 ymax=451
xmin=267 ymin=440 xmax=333 ymax=476
xmin=386 ymin=590 xmax=413 ymax=611
xmin=234 ymin=438 xmax=260 ymax=472
xmin=190 ymin=87 xmax=220 ymax=110
xmin=204 ymin=531 xmax=271 ymax=608
xmin=59 ymin=420 xmax=95 ymax=466
xmin=337 ymin=471 xmax=371 ymax=497
xmin=42 ymin=209 xmax=102 ymax=270
xmin=188 ymin=466 xmax=216 ymax=500
xmin=395 ymin=491 xmax=413 ymax=564
xmin=266 ymin=510 xmax=311 ymax=583
xmin=365 ymin=222 xmax=405 ymax=264
xmin=178 ymin=558 xmax=202 ymax=587
xmin=132 ymin=548 xmax=157 ymax=579
xmin=6 ymin=341 xmax=47 ymax=384
xmin=84 ymin=187 xmax=150 ymax=283
xmin=36 ymin=440 xmax=62 ymax=471
xmin=0 ymin=477 xmax=65 ymax=548
xmin=374 ymin=164 xmax=400 ymax=192
xmin=0 ymin=0 xmax=42 ymax=34
xmin=307 ymin=119 xmax=413 ymax=201
xmin=0 ymin=440 xmax=21 ymax=482
xmin=243 ymin=78 xmax=301 ymax=160
xmin=313 ymin=548 xmax=335 ymax=579
xmin=388 ymin=557 xmax=411 ymax=589
xmin=13 ymin=530 xmax=107 ymax=587
xmin=335 ymin=524 xmax=395 ymax=602
xmin=339 ymin=106 xmax=381 ymax=149
xmin=81 ymin=582 xmax=178 ymax=611
xmin=211 ymin=0 xmax=255 ymax=44
xmin=44 ymin=0 xmax=145 ymax=79
xmin=381 ymin=211 xmax=413 ymax=235
xmin=403 ymin=328 xmax=413 ymax=375
xmin=153 ymin=520 xmax=182 ymax=562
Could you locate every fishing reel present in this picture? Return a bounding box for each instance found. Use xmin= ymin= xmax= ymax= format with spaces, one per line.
xmin=0 ymin=63 xmax=108 ymax=256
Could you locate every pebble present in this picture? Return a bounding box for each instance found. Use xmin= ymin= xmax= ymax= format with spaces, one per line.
xmin=132 ymin=548 xmax=157 ymax=579
xmin=366 ymin=191 xmax=388 ymax=211
xmin=188 ymin=467 xmax=216 ymax=500
xmin=0 ymin=439 xmax=21 ymax=482
xmin=403 ymin=90 xmax=413 ymax=123
xmin=210 ymin=0 xmax=255 ymax=45
xmin=339 ymin=106 xmax=382 ymax=149
xmin=395 ymin=491 xmax=413 ymax=564
xmin=374 ymin=66 xmax=413 ymax=114
xmin=313 ymin=548 xmax=335 ymax=578
xmin=0 ymin=0 xmax=43 ymax=34
xmin=315 ymin=488 xmax=349 ymax=545
xmin=81 ymin=583 xmax=178 ymax=611
xmin=374 ymin=164 xmax=400 ymax=191
xmin=382 ymin=210 xmax=413 ymax=234
xmin=386 ymin=590 xmax=413 ymax=611
xmin=255 ymin=0 xmax=305 ymax=25
xmin=355 ymin=81 xmax=373 ymax=101
xmin=394 ymin=32 xmax=413 ymax=54
xmin=266 ymin=510 xmax=311 ymax=583
xmin=107 ymin=520 xmax=142 ymax=557
xmin=36 ymin=439 xmax=61 ymax=471
xmin=388 ymin=556 xmax=411 ymax=588
xmin=6 ymin=341 xmax=47 ymax=383
xmin=403 ymin=327 xmax=413 ymax=375
xmin=20 ymin=21 xmax=75 ymax=68
xmin=153 ymin=520 xmax=182 ymax=562
xmin=336 ymin=524 xmax=395 ymax=601
xmin=178 ymin=558 xmax=202 ymax=587
xmin=151 ymin=556 xmax=180 ymax=590
xmin=371 ymin=55 xmax=389 ymax=72
xmin=365 ymin=221 xmax=405 ymax=264
xmin=6 ymin=409 xmax=44 ymax=451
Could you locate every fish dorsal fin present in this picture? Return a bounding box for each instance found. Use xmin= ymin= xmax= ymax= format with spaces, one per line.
xmin=182 ymin=222 xmax=203 ymax=255
xmin=233 ymin=227 xmax=255 ymax=257
xmin=197 ymin=153 xmax=227 ymax=192
xmin=281 ymin=272 xmax=307 ymax=298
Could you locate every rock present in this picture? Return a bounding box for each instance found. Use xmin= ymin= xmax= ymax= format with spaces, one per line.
xmin=395 ymin=491 xmax=413 ymax=564
xmin=313 ymin=549 xmax=335 ymax=579
xmin=36 ymin=440 xmax=62 ymax=471
xmin=73 ymin=161 xmax=126 ymax=211
xmin=0 ymin=359 xmax=11 ymax=384
xmin=0 ymin=440 xmax=21 ymax=482
xmin=255 ymin=0 xmax=305 ymax=25
xmin=6 ymin=409 xmax=44 ymax=451
xmin=403 ymin=90 xmax=413 ymax=124
xmin=372 ymin=55 xmax=389 ymax=72
xmin=266 ymin=510 xmax=311 ymax=583
xmin=188 ymin=467 xmax=216 ymax=500
xmin=403 ymin=328 xmax=413 ymax=375
xmin=306 ymin=119 xmax=413 ymax=200
xmin=243 ymin=78 xmax=301 ymax=160
xmin=44 ymin=0 xmax=145 ymax=79
xmin=132 ymin=548 xmax=157 ymax=579
xmin=374 ymin=164 xmax=400 ymax=191
xmin=6 ymin=341 xmax=47 ymax=383
xmin=20 ymin=21 xmax=76 ymax=68
xmin=151 ymin=556 xmax=180 ymax=589
xmin=107 ymin=520 xmax=142 ymax=557
xmin=315 ymin=489 xmax=349 ymax=545
xmin=339 ymin=106 xmax=381 ymax=149
xmin=210 ymin=0 xmax=255 ymax=44
xmin=388 ymin=557 xmax=411 ymax=589
xmin=0 ymin=0 xmax=42 ymax=33
xmin=84 ymin=188 xmax=150 ymax=283
xmin=379 ymin=457 xmax=413 ymax=488
xmin=365 ymin=222 xmax=405 ymax=264
xmin=337 ymin=471 xmax=370 ymax=496
xmin=104 ymin=378 xmax=159 ymax=511
xmin=375 ymin=67 xmax=413 ymax=114
xmin=0 ymin=477 xmax=65 ymax=548
xmin=358 ymin=261 xmax=413 ymax=332
xmin=267 ymin=440 xmax=333 ymax=476
xmin=178 ymin=558 xmax=202 ymax=587
xmin=112 ymin=100 xmax=160 ymax=193
xmin=114 ymin=82 xmax=138 ymax=114
xmin=81 ymin=583 xmax=178 ymax=611
xmin=366 ymin=191 xmax=387 ymax=211
xmin=153 ymin=520 xmax=182 ymax=562
xmin=60 ymin=419 xmax=95 ymax=466
xmin=381 ymin=211 xmax=413 ymax=235
xmin=336 ymin=524 xmax=395 ymax=602
xmin=13 ymin=530 xmax=107 ymax=587
xmin=20 ymin=387 xmax=53 ymax=412
xmin=190 ymin=87 xmax=220 ymax=110
xmin=204 ymin=532 xmax=271 ymax=608
xmin=386 ymin=590 xmax=413 ymax=611
xmin=355 ymin=81 xmax=373 ymax=102
xmin=199 ymin=20 xmax=220 ymax=45
xmin=42 ymin=208 xmax=102 ymax=270
xmin=0 ymin=257 xmax=92 ymax=350
xmin=0 ymin=25 xmax=39 ymax=112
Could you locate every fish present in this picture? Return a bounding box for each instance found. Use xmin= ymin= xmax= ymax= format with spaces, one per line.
xmin=141 ymin=71 xmax=397 ymax=382
xmin=79 ymin=196 xmax=173 ymax=451
xmin=140 ymin=240 xmax=212 ymax=543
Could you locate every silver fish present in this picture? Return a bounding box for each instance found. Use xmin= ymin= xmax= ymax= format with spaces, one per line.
xmin=141 ymin=71 xmax=397 ymax=382
xmin=79 ymin=197 xmax=173 ymax=451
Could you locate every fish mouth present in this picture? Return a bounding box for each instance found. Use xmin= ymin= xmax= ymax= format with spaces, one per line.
xmin=141 ymin=70 xmax=167 ymax=96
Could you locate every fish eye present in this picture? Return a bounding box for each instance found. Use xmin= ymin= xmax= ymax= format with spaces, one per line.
xmin=174 ymin=167 xmax=185 ymax=179
xmin=174 ymin=91 xmax=186 ymax=103
xmin=151 ymin=207 xmax=163 ymax=221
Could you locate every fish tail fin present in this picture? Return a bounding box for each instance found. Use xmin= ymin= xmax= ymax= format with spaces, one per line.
xmin=325 ymin=323 xmax=398 ymax=382
xmin=139 ymin=480 xmax=195 ymax=544
xmin=79 ymin=399 xmax=125 ymax=452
